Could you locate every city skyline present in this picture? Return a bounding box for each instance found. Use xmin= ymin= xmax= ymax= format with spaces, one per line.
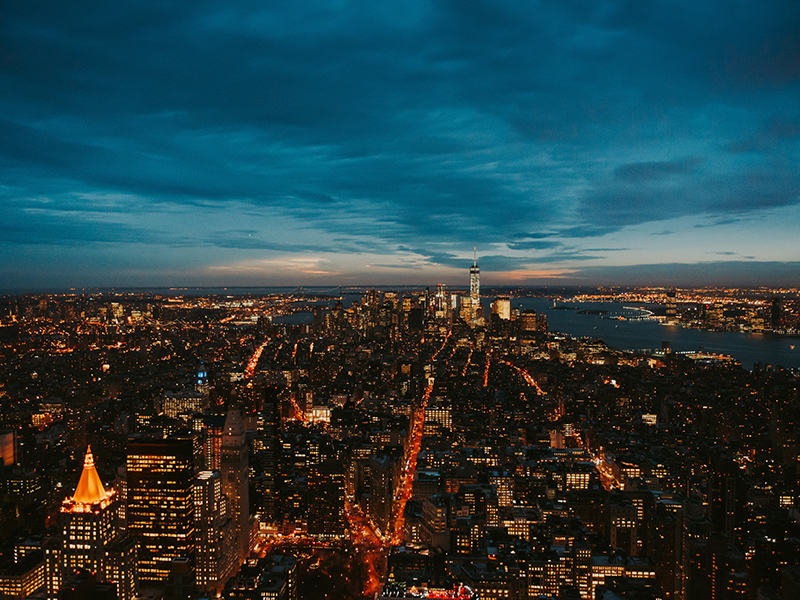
xmin=2 ymin=1 xmax=799 ymax=291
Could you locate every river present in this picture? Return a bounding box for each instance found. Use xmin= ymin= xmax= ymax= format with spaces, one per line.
xmin=512 ymin=297 xmax=800 ymax=371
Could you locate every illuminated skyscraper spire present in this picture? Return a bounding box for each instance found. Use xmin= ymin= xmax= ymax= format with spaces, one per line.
xmin=469 ymin=248 xmax=480 ymax=305
xmin=72 ymin=445 xmax=110 ymax=505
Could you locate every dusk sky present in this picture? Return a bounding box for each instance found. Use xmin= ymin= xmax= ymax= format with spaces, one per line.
xmin=2 ymin=1 xmax=799 ymax=291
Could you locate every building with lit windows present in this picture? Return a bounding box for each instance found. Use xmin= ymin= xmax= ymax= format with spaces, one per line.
xmin=0 ymin=429 xmax=16 ymax=466
xmin=424 ymin=401 xmax=452 ymax=436
xmin=161 ymin=389 xmax=208 ymax=421
xmin=470 ymin=251 xmax=480 ymax=307
xmin=590 ymin=554 xmax=656 ymax=600
xmin=0 ymin=550 xmax=45 ymax=600
xmin=48 ymin=446 xmax=138 ymax=600
xmin=490 ymin=297 xmax=511 ymax=321
xmin=369 ymin=454 xmax=397 ymax=537
xmin=468 ymin=250 xmax=482 ymax=323
xmin=307 ymin=459 xmax=347 ymax=539
xmin=220 ymin=407 xmax=251 ymax=570
xmin=127 ymin=437 xmax=195 ymax=583
xmin=194 ymin=470 xmax=235 ymax=594
xmin=607 ymin=496 xmax=640 ymax=557
xmin=202 ymin=413 xmax=226 ymax=470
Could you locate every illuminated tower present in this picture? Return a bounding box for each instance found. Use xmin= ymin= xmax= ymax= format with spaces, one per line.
xmin=127 ymin=438 xmax=195 ymax=583
xmin=220 ymin=406 xmax=250 ymax=569
xmin=435 ymin=284 xmax=448 ymax=318
xmin=469 ymin=248 xmax=480 ymax=307
xmin=53 ymin=446 xmax=138 ymax=600
xmin=196 ymin=362 xmax=209 ymax=396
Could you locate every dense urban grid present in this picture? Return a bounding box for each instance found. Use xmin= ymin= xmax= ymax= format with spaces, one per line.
xmin=0 ymin=264 xmax=799 ymax=600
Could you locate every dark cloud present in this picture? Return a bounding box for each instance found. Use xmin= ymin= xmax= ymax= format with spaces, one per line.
xmin=728 ymin=116 xmax=800 ymax=153
xmin=506 ymin=240 xmax=562 ymax=251
xmin=614 ymin=159 xmax=698 ymax=182
xmin=0 ymin=202 xmax=167 ymax=246
xmin=572 ymin=261 xmax=800 ymax=287
xmin=579 ymin=163 xmax=800 ymax=229
xmin=511 ymin=232 xmax=558 ymax=240
xmin=557 ymin=226 xmax=618 ymax=239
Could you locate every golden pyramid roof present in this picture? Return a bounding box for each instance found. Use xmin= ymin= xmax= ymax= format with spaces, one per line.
xmin=72 ymin=445 xmax=109 ymax=505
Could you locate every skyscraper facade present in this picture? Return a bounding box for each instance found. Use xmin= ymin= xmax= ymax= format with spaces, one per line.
xmin=220 ymin=407 xmax=250 ymax=569
xmin=127 ymin=438 xmax=195 ymax=582
xmin=258 ymin=386 xmax=281 ymax=524
xmin=194 ymin=470 xmax=235 ymax=593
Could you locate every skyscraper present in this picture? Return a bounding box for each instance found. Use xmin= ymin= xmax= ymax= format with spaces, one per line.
xmin=490 ymin=297 xmax=511 ymax=321
xmin=51 ymin=446 xmax=138 ymax=600
xmin=127 ymin=438 xmax=195 ymax=582
xmin=220 ymin=406 xmax=250 ymax=569
xmin=470 ymin=249 xmax=480 ymax=309
xmin=194 ymin=470 xmax=235 ymax=593
xmin=258 ymin=386 xmax=281 ymax=523
xmin=307 ymin=459 xmax=346 ymax=539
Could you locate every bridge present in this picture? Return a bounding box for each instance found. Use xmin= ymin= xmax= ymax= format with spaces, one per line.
xmin=285 ymin=285 xmax=343 ymax=296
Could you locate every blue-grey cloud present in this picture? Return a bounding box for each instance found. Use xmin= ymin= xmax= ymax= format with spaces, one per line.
xmin=728 ymin=116 xmax=800 ymax=153
xmin=507 ymin=241 xmax=563 ymax=251
xmin=580 ymin=163 xmax=800 ymax=228
xmin=572 ymin=261 xmax=800 ymax=287
xmin=614 ymin=159 xmax=698 ymax=182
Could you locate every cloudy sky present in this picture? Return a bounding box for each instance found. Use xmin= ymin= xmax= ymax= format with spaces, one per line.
xmin=2 ymin=0 xmax=799 ymax=290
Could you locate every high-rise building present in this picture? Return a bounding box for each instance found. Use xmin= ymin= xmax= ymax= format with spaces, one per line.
xmin=127 ymin=438 xmax=195 ymax=583
xmin=490 ymin=297 xmax=511 ymax=321
xmin=434 ymin=284 xmax=448 ymax=319
xmin=196 ymin=362 xmax=209 ymax=396
xmin=771 ymin=297 xmax=784 ymax=331
xmin=51 ymin=446 xmax=138 ymax=600
xmin=709 ymin=456 xmax=740 ymax=544
xmin=520 ymin=309 xmax=537 ymax=331
xmin=666 ymin=290 xmax=678 ymax=324
xmin=536 ymin=312 xmax=547 ymax=333
xmin=194 ymin=470 xmax=235 ymax=593
xmin=0 ymin=429 xmax=17 ymax=467
xmin=469 ymin=249 xmax=480 ymax=309
xmin=203 ymin=413 xmax=227 ymax=470
xmin=220 ymin=406 xmax=250 ymax=569
xmin=307 ymin=459 xmax=346 ymax=539
xmin=258 ymin=386 xmax=281 ymax=524
xmin=369 ymin=454 xmax=396 ymax=538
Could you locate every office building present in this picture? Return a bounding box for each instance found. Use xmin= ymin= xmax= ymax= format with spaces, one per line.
xmin=469 ymin=249 xmax=480 ymax=321
xmin=127 ymin=438 xmax=195 ymax=582
xmin=307 ymin=459 xmax=346 ymax=539
xmin=490 ymin=297 xmax=511 ymax=321
xmin=194 ymin=470 xmax=235 ymax=593
xmin=51 ymin=446 xmax=137 ymax=600
xmin=220 ymin=407 xmax=250 ymax=569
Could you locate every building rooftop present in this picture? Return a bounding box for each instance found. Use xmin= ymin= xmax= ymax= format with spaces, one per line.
xmin=70 ymin=445 xmax=112 ymax=506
